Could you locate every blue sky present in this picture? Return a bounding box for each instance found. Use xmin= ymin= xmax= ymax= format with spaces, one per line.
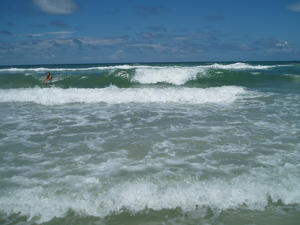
xmin=0 ymin=0 xmax=299 ymax=65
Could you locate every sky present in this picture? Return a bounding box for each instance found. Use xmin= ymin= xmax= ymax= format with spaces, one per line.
xmin=0 ymin=0 xmax=300 ymax=65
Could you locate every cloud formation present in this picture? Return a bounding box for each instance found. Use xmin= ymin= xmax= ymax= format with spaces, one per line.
xmin=0 ymin=26 xmax=298 ymax=64
xmin=33 ymin=0 xmax=77 ymax=15
xmin=20 ymin=31 xmax=75 ymax=38
xmin=253 ymin=38 xmax=293 ymax=52
xmin=287 ymin=1 xmax=300 ymax=12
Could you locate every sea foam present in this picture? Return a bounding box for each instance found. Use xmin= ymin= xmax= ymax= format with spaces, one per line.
xmin=133 ymin=67 xmax=205 ymax=85
xmin=1 ymin=172 xmax=299 ymax=223
xmin=0 ymin=62 xmax=279 ymax=73
xmin=0 ymin=65 xmax=150 ymax=72
xmin=0 ymin=86 xmax=246 ymax=105
xmin=205 ymin=62 xmax=276 ymax=70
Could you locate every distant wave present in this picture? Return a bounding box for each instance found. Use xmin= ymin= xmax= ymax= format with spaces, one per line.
xmin=204 ymin=62 xmax=277 ymax=70
xmin=0 ymin=86 xmax=247 ymax=105
xmin=0 ymin=63 xmax=296 ymax=89
xmin=0 ymin=62 xmax=283 ymax=73
xmin=0 ymin=65 xmax=150 ymax=72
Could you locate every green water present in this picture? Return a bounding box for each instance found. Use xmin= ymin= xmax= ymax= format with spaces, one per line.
xmin=0 ymin=62 xmax=299 ymax=224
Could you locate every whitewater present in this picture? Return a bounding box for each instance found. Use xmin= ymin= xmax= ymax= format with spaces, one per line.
xmin=0 ymin=61 xmax=299 ymax=225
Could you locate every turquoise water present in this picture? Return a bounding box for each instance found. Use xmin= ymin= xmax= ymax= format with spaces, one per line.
xmin=0 ymin=62 xmax=299 ymax=225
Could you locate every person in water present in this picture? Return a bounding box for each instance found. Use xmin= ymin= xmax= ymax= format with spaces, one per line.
xmin=43 ymin=72 xmax=53 ymax=83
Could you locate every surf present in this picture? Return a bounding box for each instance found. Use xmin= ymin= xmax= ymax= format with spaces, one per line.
xmin=0 ymin=62 xmax=297 ymax=89
xmin=0 ymin=86 xmax=248 ymax=105
xmin=0 ymin=62 xmax=285 ymax=73
xmin=1 ymin=172 xmax=300 ymax=223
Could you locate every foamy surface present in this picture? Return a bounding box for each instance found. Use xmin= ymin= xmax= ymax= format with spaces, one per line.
xmin=0 ymin=61 xmax=299 ymax=225
xmin=0 ymin=86 xmax=247 ymax=105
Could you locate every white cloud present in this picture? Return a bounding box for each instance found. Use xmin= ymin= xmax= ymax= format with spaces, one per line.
xmin=19 ymin=31 xmax=75 ymax=37
xmin=275 ymin=41 xmax=289 ymax=47
xmin=75 ymin=37 xmax=126 ymax=46
xmin=128 ymin=43 xmax=166 ymax=51
xmin=287 ymin=1 xmax=300 ymax=12
xmin=33 ymin=0 xmax=77 ymax=15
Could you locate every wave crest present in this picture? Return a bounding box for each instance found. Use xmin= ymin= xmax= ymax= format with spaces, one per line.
xmin=0 ymin=62 xmax=280 ymax=73
xmin=1 ymin=173 xmax=299 ymax=223
xmin=133 ymin=67 xmax=205 ymax=85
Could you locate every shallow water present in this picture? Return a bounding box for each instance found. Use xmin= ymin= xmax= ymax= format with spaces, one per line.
xmin=0 ymin=62 xmax=299 ymax=225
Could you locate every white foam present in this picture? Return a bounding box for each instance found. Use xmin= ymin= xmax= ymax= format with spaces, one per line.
xmin=205 ymin=62 xmax=276 ymax=70
xmin=131 ymin=63 xmax=278 ymax=85
xmin=0 ymin=86 xmax=246 ymax=105
xmin=133 ymin=67 xmax=205 ymax=85
xmin=0 ymin=63 xmax=281 ymax=73
xmin=1 ymin=173 xmax=299 ymax=223
xmin=0 ymin=65 xmax=150 ymax=72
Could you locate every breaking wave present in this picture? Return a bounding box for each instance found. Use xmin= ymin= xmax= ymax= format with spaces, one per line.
xmin=0 ymin=86 xmax=247 ymax=105
xmin=1 ymin=172 xmax=299 ymax=223
xmin=0 ymin=62 xmax=296 ymax=89
xmin=0 ymin=62 xmax=281 ymax=73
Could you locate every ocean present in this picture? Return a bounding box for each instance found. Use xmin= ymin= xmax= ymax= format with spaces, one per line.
xmin=0 ymin=61 xmax=299 ymax=225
